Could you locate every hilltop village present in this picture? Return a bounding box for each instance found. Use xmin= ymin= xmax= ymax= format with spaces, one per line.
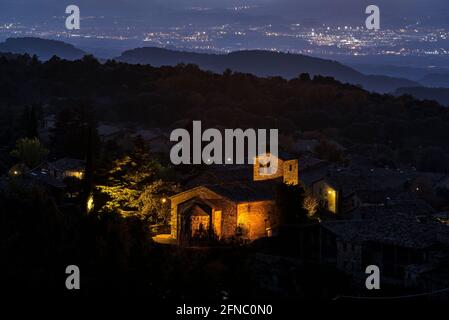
xmin=2 ymin=55 xmax=449 ymax=299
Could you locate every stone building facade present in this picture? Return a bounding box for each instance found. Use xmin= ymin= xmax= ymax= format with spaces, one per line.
xmin=253 ymin=153 xmax=299 ymax=185
xmin=170 ymin=185 xmax=277 ymax=244
xmin=169 ymin=153 xmax=298 ymax=245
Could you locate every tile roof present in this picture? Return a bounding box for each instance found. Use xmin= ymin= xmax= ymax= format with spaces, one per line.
xmin=323 ymin=214 xmax=449 ymax=249
xmin=207 ymin=180 xmax=277 ymax=203
xmin=48 ymin=158 xmax=85 ymax=171
xmin=298 ymin=156 xmax=327 ymax=172
xmin=349 ymin=200 xmax=436 ymax=220
xmin=293 ymin=139 xmax=319 ymax=153
xmin=185 ymin=164 xmax=252 ymax=188
xmin=27 ymin=170 xmax=66 ymax=188
xmin=317 ymin=167 xmax=416 ymax=197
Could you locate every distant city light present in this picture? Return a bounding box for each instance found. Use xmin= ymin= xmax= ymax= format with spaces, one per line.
xmin=1 ymin=11 xmax=448 ymax=59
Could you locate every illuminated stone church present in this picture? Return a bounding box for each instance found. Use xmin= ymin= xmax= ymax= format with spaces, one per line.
xmin=170 ymin=153 xmax=299 ymax=245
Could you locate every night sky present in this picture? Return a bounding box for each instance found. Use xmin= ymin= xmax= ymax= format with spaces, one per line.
xmin=1 ymin=0 xmax=449 ymax=26
xmin=1 ymin=0 xmax=449 ymax=66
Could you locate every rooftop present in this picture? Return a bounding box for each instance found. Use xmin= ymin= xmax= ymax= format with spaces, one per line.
xmin=27 ymin=170 xmax=66 ymax=189
xmin=316 ymin=167 xmax=417 ymax=197
xmin=323 ymin=214 xmax=449 ymax=249
xmin=349 ymin=199 xmax=436 ymax=219
xmin=207 ymin=180 xmax=277 ymax=203
xmin=48 ymin=158 xmax=85 ymax=171
xmin=173 ymin=179 xmax=279 ymax=204
xmin=185 ymin=164 xmax=252 ymax=188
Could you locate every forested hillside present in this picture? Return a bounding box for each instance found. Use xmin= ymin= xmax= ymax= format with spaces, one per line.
xmin=1 ymin=54 xmax=449 ymax=171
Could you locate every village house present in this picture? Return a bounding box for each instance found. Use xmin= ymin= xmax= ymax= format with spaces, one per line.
xmin=8 ymin=162 xmax=29 ymax=177
xmin=8 ymin=158 xmax=85 ymax=182
xmin=309 ymin=167 xmax=443 ymax=215
xmin=27 ymin=168 xmax=67 ymax=200
xmin=44 ymin=158 xmax=85 ymax=180
xmin=321 ymin=214 xmax=449 ymax=291
xmin=6 ymin=158 xmax=85 ymax=201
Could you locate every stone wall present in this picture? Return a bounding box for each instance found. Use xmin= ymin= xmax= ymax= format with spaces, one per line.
xmin=219 ymin=201 xmax=238 ymax=239
xmin=336 ymin=240 xmax=363 ymax=275
xmin=253 ymin=155 xmax=299 ymax=186
xmin=237 ymin=200 xmax=277 ymax=240
xmin=170 ymin=185 xmax=279 ymax=242
xmin=253 ymin=155 xmax=284 ymax=181
xmin=282 ymin=159 xmax=299 ymax=185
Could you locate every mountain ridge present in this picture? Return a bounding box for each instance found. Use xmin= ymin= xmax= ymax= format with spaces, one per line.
xmin=116 ymin=46 xmax=420 ymax=93
xmin=0 ymin=37 xmax=86 ymax=61
xmin=395 ymin=86 xmax=449 ymax=107
xmin=419 ymin=73 xmax=449 ymax=88
xmin=0 ymin=37 xmax=422 ymax=93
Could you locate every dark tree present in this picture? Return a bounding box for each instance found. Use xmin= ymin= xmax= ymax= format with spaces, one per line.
xmin=50 ymin=102 xmax=99 ymax=159
xmin=20 ymin=104 xmax=40 ymax=139
xmin=275 ymin=183 xmax=308 ymax=224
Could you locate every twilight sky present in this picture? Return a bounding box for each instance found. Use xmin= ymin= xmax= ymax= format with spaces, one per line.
xmin=1 ymin=0 xmax=449 ymax=68
xmin=1 ymin=0 xmax=449 ymax=27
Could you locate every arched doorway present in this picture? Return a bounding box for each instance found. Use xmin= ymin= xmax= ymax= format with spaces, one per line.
xmin=178 ymin=200 xmax=213 ymax=246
